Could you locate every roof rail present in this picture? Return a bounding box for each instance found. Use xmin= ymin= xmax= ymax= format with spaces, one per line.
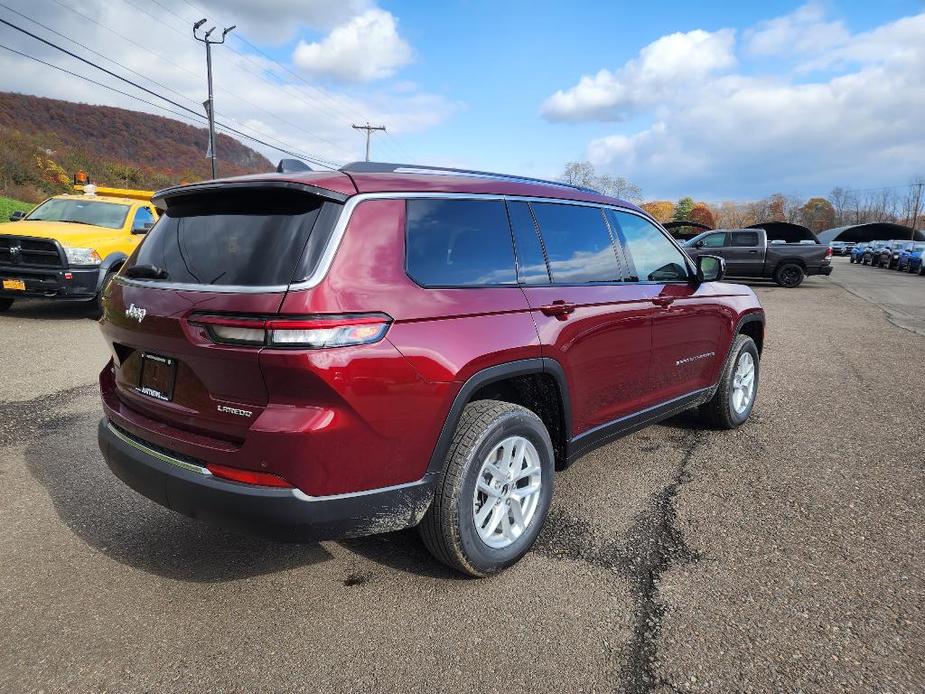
xmin=339 ymin=161 xmax=599 ymax=194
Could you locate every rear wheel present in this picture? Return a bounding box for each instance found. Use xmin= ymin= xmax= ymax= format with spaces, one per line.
xmin=700 ymin=334 xmax=759 ymax=429
xmin=94 ymin=268 xmax=117 ymax=319
xmin=419 ymin=400 xmax=554 ymax=577
xmin=773 ymin=262 xmax=805 ymax=288
xmin=0 ymin=297 xmax=13 ymax=312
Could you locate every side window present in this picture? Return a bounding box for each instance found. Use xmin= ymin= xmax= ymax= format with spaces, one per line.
xmin=132 ymin=207 xmax=154 ymax=232
xmin=607 ymin=210 xmax=690 ymax=282
xmin=530 ymin=202 xmax=623 ymax=283
xmin=731 ymin=231 xmax=759 ymax=247
xmin=507 ymin=201 xmax=550 ymax=285
xmin=701 ymin=232 xmax=728 ymax=247
xmin=405 ymin=199 xmax=516 ymax=286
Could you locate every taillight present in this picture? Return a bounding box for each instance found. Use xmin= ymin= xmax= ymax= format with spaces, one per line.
xmin=206 ymin=463 xmax=293 ymax=488
xmin=189 ymin=313 xmax=392 ymax=349
xmin=825 ymin=246 xmax=833 ymax=258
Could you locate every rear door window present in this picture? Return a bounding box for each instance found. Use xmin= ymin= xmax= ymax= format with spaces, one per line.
xmin=507 ymin=201 xmax=550 ymax=285
xmin=127 ymin=189 xmax=323 ymax=286
xmin=731 ymin=231 xmax=759 ymax=247
xmin=405 ymin=199 xmax=516 ymax=286
xmin=530 ymin=202 xmax=623 ymax=283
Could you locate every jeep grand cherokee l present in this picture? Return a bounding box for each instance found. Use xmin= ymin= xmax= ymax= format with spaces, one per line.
xmin=97 ymin=161 xmax=765 ymax=577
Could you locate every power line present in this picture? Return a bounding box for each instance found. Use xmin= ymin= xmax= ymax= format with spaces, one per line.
xmin=352 ymin=122 xmax=387 ymax=162
xmin=45 ymin=0 xmax=348 ymax=159
xmin=0 ymin=17 xmax=339 ymax=169
xmin=159 ymin=0 xmax=413 ymax=162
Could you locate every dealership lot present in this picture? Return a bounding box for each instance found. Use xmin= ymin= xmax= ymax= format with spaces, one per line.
xmin=0 ymin=261 xmax=922 ymax=692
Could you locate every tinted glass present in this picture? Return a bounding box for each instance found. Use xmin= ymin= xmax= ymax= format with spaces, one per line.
xmin=530 ymin=203 xmax=622 ymax=283
xmin=128 ymin=190 xmax=322 ymax=286
xmin=28 ymin=198 xmax=129 ymax=230
xmin=701 ymin=232 xmax=727 ymax=247
xmin=731 ymin=231 xmax=759 ymax=247
xmin=607 ymin=210 xmax=690 ymax=282
xmin=507 ymin=201 xmax=549 ymax=285
xmin=406 ymin=199 xmax=516 ymax=286
xmin=132 ymin=207 xmax=154 ymax=231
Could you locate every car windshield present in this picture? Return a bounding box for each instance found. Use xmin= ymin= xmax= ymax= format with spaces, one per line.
xmin=26 ymin=198 xmax=130 ymax=230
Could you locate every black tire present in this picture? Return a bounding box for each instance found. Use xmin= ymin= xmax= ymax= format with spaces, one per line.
xmin=0 ymin=297 xmax=13 ymax=312
xmin=94 ymin=268 xmax=117 ymax=318
xmin=418 ymin=400 xmax=555 ymax=577
xmin=700 ymin=334 xmax=759 ymax=430
xmin=773 ymin=262 xmax=805 ymax=288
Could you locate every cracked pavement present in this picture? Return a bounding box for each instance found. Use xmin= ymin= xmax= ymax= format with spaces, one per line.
xmin=1 ymin=263 xmax=923 ymax=693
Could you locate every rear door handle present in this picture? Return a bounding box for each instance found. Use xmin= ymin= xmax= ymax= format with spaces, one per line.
xmin=747 ymin=250 xmax=759 ymax=254
xmin=652 ymin=297 xmax=675 ymax=307
xmin=539 ymin=300 xmax=576 ymax=318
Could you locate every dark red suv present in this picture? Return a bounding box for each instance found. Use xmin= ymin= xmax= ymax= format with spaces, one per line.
xmin=97 ymin=162 xmax=764 ymax=576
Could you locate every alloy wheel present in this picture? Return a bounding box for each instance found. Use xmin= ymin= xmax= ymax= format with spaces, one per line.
xmin=472 ymin=435 xmax=542 ymax=549
xmin=731 ymin=352 xmax=756 ymax=415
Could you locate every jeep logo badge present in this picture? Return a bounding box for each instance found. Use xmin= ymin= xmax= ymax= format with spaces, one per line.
xmin=125 ymin=303 xmax=147 ymax=323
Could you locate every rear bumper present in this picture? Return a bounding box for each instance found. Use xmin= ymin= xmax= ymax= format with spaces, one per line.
xmin=810 ymin=265 xmax=833 ymax=276
xmin=98 ymin=418 xmax=434 ymax=540
xmin=0 ymin=265 xmax=99 ymax=300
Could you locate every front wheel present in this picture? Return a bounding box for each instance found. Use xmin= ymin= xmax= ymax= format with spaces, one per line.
xmin=0 ymin=297 xmax=13 ymax=312
xmin=418 ymin=400 xmax=555 ymax=577
xmin=700 ymin=334 xmax=759 ymax=429
xmin=773 ymin=262 xmax=805 ymax=288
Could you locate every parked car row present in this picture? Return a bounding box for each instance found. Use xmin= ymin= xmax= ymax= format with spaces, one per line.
xmin=848 ymin=240 xmax=925 ymax=274
xmin=829 ymin=240 xmax=857 ymax=256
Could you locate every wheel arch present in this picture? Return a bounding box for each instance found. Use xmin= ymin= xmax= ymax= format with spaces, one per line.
xmin=425 ymin=358 xmax=572 ymax=475
xmin=97 ymin=252 xmax=129 ymax=292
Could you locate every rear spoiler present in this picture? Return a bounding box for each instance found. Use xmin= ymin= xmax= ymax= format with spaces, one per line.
xmin=152 ymin=179 xmax=350 ymax=208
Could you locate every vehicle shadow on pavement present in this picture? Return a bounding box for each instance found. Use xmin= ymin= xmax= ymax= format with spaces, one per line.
xmin=24 ymin=411 xmax=334 ymax=583
xmin=339 ymin=531 xmax=467 ymax=580
xmin=3 ymin=301 xmax=99 ymax=321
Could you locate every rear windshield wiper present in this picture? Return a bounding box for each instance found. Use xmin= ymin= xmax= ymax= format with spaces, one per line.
xmin=124 ymin=264 xmax=169 ymax=280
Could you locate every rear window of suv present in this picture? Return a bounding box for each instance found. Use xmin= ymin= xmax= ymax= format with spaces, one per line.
xmin=127 ymin=189 xmax=323 ymax=287
xmin=405 ymin=199 xmax=516 ymax=286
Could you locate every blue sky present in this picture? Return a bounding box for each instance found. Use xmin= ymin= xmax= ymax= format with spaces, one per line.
xmin=1 ymin=0 xmax=923 ymax=201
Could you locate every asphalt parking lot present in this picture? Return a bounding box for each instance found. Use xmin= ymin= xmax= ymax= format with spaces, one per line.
xmin=1 ymin=258 xmax=922 ymax=693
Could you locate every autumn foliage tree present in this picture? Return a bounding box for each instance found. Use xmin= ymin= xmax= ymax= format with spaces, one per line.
xmin=641 ymin=200 xmax=674 ymax=222
xmin=688 ymin=202 xmax=715 ymax=228
xmin=801 ymin=197 xmax=836 ymax=232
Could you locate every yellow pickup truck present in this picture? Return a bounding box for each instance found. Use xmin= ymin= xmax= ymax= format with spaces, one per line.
xmin=1 ymin=185 xmax=157 ymax=313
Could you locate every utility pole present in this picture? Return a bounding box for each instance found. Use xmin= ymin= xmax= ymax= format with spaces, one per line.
xmin=352 ymin=122 xmax=386 ymax=162
xmin=193 ymin=19 xmax=235 ymax=179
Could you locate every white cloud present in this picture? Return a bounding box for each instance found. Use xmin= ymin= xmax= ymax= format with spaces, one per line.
xmin=543 ymin=5 xmax=925 ymax=198
xmin=196 ymin=0 xmax=374 ymax=40
xmin=293 ymin=8 xmax=412 ymax=83
xmin=0 ymin=0 xmax=449 ymax=166
xmin=744 ymin=2 xmax=849 ymax=57
xmin=541 ymin=29 xmax=736 ymax=122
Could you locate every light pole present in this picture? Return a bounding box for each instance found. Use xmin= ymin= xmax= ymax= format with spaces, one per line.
xmin=193 ymin=19 xmax=235 ymax=179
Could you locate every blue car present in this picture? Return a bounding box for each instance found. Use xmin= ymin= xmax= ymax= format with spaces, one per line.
xmin=897 ymin=241 xmax=925 ymax=274
xmin=849 ymin=243 xmax=868 ymax=263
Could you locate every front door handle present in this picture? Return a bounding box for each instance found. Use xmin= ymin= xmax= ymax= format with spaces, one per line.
xmin=539 ymin=300 xmax=576 ymax=318
xmin=747 ymin=250 xmax=759 ymax=254
xmin=651 ymin=296 xmax=675 ymax=307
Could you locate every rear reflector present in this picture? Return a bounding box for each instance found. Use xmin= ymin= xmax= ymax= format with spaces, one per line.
xmin=190 ymin=313 xmax=391 ymax=349
xmin=206 ymin=463 xmax=293 ymax=488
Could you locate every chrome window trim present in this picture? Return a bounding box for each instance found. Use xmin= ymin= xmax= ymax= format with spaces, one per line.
xmin=115 ymin=191 xmax=692 ymax=294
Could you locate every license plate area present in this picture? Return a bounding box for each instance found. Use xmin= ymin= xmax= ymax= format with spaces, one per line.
xmin=2 ymin=279 xmax=26 ymax=291
xmin=136 ymin=353 xmax=177 ymax=402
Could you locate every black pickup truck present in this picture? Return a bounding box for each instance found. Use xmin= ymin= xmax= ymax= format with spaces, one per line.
xmin=683 ymin=228 xmax=832 ymax=287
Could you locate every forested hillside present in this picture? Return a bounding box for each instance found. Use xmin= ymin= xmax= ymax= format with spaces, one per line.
xmin=0 ymin=92 xmax=272 ymax=201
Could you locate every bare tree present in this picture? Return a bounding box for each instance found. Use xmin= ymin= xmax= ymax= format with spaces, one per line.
xmin=560 ymin=160 xmax=642 ymax=202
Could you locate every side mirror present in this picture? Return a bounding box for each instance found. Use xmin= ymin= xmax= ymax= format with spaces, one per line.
xmin=694 ymin=240 xmax=705 ymax=248
xmin=697 ymin=255 xmax=725 ymax=283
xmin=8 ymin=210 xmax=26 ymax=222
